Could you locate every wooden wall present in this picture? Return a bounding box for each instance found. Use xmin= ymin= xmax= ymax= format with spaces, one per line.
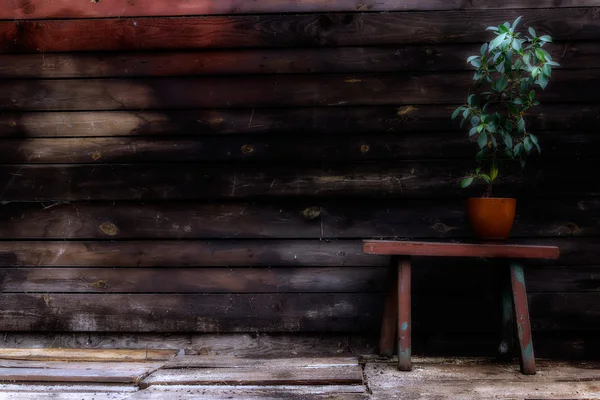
xmin=0 ymin=1 xmax=599 ymax=358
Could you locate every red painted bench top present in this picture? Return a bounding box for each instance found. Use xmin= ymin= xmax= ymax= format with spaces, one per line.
xmin=362 ymin=240 xmax=559 ymax=260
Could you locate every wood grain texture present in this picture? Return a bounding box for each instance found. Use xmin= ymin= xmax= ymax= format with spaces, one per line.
xmin=2 ymin=0 xmax=594 ymax=20
xmin=2 ymin=104 xmax=597 ymax=138
xmin=3 ymin=70 xmax=600 ymax=111
xmin=127 ymin=385 xmax=368 ymax=400
xmin=0 ymin=130 xmax=596 ymax=164
xmin=164 ymin=356 xmax=358 ymax=369
xmin=363 ymin=241 xmax=560 ymax=259
xmin=1 ymin=42 xmax=596 ymax=79
xmin=0 ymin=267 xmax=389 ymax=293
xmin=0 ymin=240 xmax=388 ymax=267
xmin=1 ymin=265 xmax=597 ymax=294
xmin=0 ymin=361 xmax=162 ymax=383
xmin=1 ymin=9 xmax=598 ymax=53
xmin=139 ymin=366 xmax=363 ymax=387
xmin=0 ymin=348 xmax=176 ymax=362
xmin=0 ymin=161 xmax=595 ymax=201
xmin=0 ymin=292 xmax=597 ymax=332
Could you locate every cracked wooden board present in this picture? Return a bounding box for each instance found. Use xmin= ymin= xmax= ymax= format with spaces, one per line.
xmin=0 ymin=348 xmax=177 ymax=362
xmin=128 ymin=385 xmax=367 ymax=400
xmin=0 ymin=361 xmax=163 ymax=384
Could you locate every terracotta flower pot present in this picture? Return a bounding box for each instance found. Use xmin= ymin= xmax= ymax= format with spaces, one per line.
xmin=467 ymin=198 xmax=517 ymax=240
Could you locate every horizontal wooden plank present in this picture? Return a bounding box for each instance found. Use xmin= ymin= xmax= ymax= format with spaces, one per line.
xmin=164 ymin=356 xmax=358 ymax=369
xmin=0 ymin=389 xmax=134 ymax=400
xmin=1 ymin=42 xmax=597 ymax=79
xmin=2 ymin=265 xmax=597 ymax=294
xmin=127 ymin=385 xmax=367 ymax=400
xmin=363 ymin=241 xmax=560 ymax=259
xmin=0 ymin=240 xmax=388 ymax=267
xmin=0 ymin=130 xmax=596 ymax=164
xmin=0 ymin=267 xmax=389 ymax=293
xmin=2 ymin=0 xmax=594 ymax=20
xmin=1 ymin=104 xmax=597 ymax=138
xmin=0 ymin=198 xmax=599 ymax=240
xmin=2 ymin=9 xmax=598 ymax=53
xmin=0 ymin=348 xmax=176 ymax=362
xmin=139 ymin=366 xmax=363 ymax=387
xmin=0 ymin=361 xmax=162 ymax=383
xmin=0 ymin=292 xmax=596 ymax=332
xmin=0 ymin=161 xmax=596 ymax=201
xmin=3 ymin=71 xmax=600 ymax=111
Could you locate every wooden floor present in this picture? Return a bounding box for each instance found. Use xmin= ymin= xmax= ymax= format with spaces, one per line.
xmin=0 ymin=350 xmax=598 ymax=399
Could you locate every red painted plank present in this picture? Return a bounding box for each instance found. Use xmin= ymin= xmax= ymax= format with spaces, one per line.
xmin=363 ymin=241 xmax=560 ymax=259
xmin=0 ymin=0 xmax=591 ymax=20
xmin=1 ymin=9 xmax=597 ymax=53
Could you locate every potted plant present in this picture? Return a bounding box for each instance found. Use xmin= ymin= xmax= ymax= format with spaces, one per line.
xmin=451 ymin=17 xmax=558 ymax=240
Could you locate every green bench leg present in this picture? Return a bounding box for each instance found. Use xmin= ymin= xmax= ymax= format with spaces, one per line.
xmin=510 ymin=262 xmax=536 ymax=375
xmin=397 ymin=257 xmax=411 ymax=371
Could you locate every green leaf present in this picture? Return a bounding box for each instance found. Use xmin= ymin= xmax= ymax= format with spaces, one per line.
xmin=546 ymin=60 xmax=560 ymax=67
xmin=460 ymin=177 xmax=474 ymax=188
xmin=529 ymin=133 xmax=541 ymax=153
xmin=520 ymin=158 xmax=526 ymax=169
xmin=513 ymin=98 xmax=523 ymax=106
xmin=494 ymin=76 xmax=508 ymax=92
xmin=539 ymin=35 xmax=552 ymax=43
xmin=524 ymin=136 xmax=533 ymax=152
xmin=529 ymin=90 xmax=535 ymax=102
xmin=481 ymin=174 xmax=492 ymax=184
xmin=514 ymin=142 xmax=523 ymax=156
xmin=511 ymin=39 xmax=522 ymax=52
xmin=451 ymin=107 xmax=462 ymax=120
xmin=467 ymin=55 xmax=479 ymax=63
xmin=542 ymin=63 xmax=552 ymax=76
xmin=512 ymin=16 xmax=522 ymax=29
xmin=490 ymin=134 xmax=497 ymax=148
xmin=471 ymin=116 xmax=480 ymax=126
xmin=468 ymin=94 xmax=477 ymax=106
xmin=523 ymin=52 xmax=531 ymax=65
xmin=517 ymin=117 xmax=525 ymax=132
xmin=463 ymin=109 xmax=470 ymax=119
xmin=537 ymin=73 xmax=549 ymax=89
xmin=498 ymin=24 xmax=509 ymax=34
xmin=469 ymin=126 xmax=478 ymax=137
xmin=490 ymin=163 xmax=499 ymax=181
xmin=486 ymin=26 xmax=499 ymax=32
xmin=535 ymin=48 xmax=546 ymax=62
xmin=528 ymin=27 xmax=537 ymax=38
xmin=489 ymin=33 xmax=507 ymax=51
xmin=476 ymin=167 xmax=481 ymax=174
xmin=502 ymin=132 xmax=513 ymax=148
xmin=478 ymin=132 xmax=488 ymax=149
xmin=480 ymin=43 xmax=488 ymax=55
xmin=531 ymin=67 xmax=540 ymax=78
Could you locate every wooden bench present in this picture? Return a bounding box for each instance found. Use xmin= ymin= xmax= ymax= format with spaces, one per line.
xmin=363 ymin=240 xmax=560 ymax=375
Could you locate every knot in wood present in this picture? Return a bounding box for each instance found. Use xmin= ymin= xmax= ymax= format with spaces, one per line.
xmin=241 ymin=144 xmax=254 ymax=154
xmin=360 ymin=144 xmax=370 ymax=153
xmin=302 ymin=207 xmax=322 ymax=220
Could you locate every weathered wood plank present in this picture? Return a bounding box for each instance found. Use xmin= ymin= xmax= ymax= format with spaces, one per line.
xmin=0 ymin=292 xmax=597 ymax=332
xmin=0 ymin=348 xmax=177 ymax=362
xmin=0 ymin=361 xmax=162 ymax=383
xmin=1 ymin=42 xmax=596 ymax=78
xmin=0 ymin=238 xmax=597 ymax=267
xmin=0 ymin=333 xmax=378 ymax=359
xmin=0 ymin=387 xmax=135 ymax=400
xmin=164 ymin=356 xmax=358 ymax=369
xmin=139 ymin=366 xmax=363 ymax=388
xmin=3 ymin=71 xmax=600 ymax=111
xmin=0 ymin=161 xmax=596 ymax=201
xmin=2 ymin=104 xmax=596 ymax=138
xmin=0 ymin=267 xmax=389 ymax=293
xmin=0 ymin=293 xmax=385 ymax=332
xmin=371 ymin=382 xmax=600 ymax=400
xmin=0 ymin=240 xmax=386 ymax=267
xmin=128 ymin=385 xmax=367 ymax=400
xmin=363 ymin=241 xmax=559 ymax=259
xmin=2 ymin=9 xmax=598 ymax=53
xmin=0 ymin=130 xmax=596 ymax=164
xmin=1 ymin=265 xmax=597 ymax=294
xmin=2 ymin=0 xmax=594 ymax=20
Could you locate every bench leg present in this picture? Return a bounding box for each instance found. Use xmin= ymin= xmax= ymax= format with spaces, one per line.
xmin=397 ymin=257 xmax=412 ymax=371
xmin=379 ymin=263 xmax=398 ymax=357
xmin=510 ymin=262 xmax=536 ymax=375
xmin=498 ymin=267 xmax=515 ymax=361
